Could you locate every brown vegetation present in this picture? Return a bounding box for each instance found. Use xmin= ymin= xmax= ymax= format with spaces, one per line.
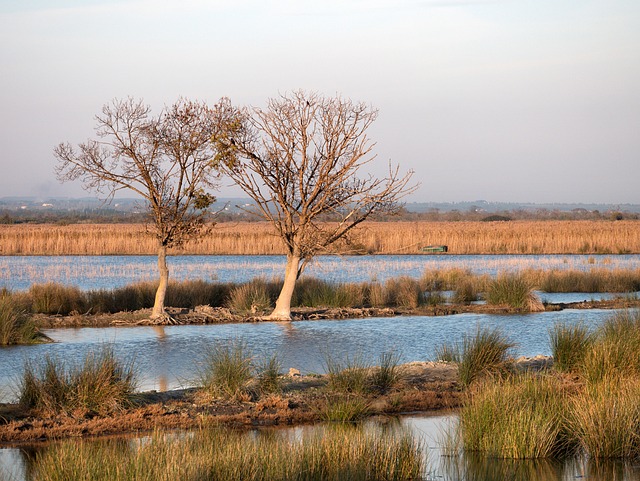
xmin=0 ymin=361 xmax=460 ymax=445
xmin=1 ymin=220 xmax=639 ymax=256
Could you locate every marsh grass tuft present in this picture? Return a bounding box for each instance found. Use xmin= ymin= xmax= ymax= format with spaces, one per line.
xmin=255 ymin=353 xmax=282 ymax=395
xmin=444 ymin=327 xmax=515 ymax=387
xmin=198 ymin=339 xmax=255 ymax=400
xmin=549 ymin=323 xmax=593 ymax=373
xmin=19 ymin=346 xmax=136 ymax=416
xmin=568 ymin=376 xmax=640 ymax=458
xmin=486 ymin=273 xmax=544 ymax=311
xmin=459 ymin=374 xmax=570 ymax=459
xmin=369 ymin=350 xmax=404 ymax=394
xmin=226 ymin=279 xmax=273 ymax=314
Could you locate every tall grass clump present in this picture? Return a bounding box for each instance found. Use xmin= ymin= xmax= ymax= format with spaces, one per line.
xmin=0 ymin=293 xmax=47 ymax=345
xmin=459 ymin=374 xmax=570 ymax=459
xmin=226 ymin=279 xmax=273 ymax=314
xmin=568 ymin=377 xmax=640 ymax=458
xmin=486 ymin=273 xmax=544 ymax=312
xmin=549 ymin=323 xmax=593 ymax=372
xmin=452 ymin=280 xmax=479 ymax=304
xmin=19 ymin=347 xmax=136 ymax=416
xmin=579 ymin=310 xmax=640 ymax=383
xmin=198 ymin=339 xmax=255 ymax=400
xmin=383 ymin=277 xmax=424 ymax=309
xmin=455 ymin=327 xmax=515 ymax=387
xmin=33 ymin=425 xmax=424 ymax=481
xmin=29 ymin=282 xmax=86 ymax=315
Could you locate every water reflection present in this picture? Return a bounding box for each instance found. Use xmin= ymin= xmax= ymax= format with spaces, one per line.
xmin=3 ymin=415 xmax=640 ymax=481
xmin=0 ymin=309 xmax=623 ymax=402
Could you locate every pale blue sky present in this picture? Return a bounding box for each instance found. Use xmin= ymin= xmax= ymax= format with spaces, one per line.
xmin=1 ymin=0 xmax=638 ymax=203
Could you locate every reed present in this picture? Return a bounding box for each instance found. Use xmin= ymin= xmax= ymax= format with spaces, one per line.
xmin=19 ymin=346 xmax=136 ymax=416
xmin=2 ymin=220 xmax=639 ymax=255
xmin=33 ymin=425 xmax=424 ymax=481
xmin=548 ymin=323 xmax=593 ymax=373
xmin=0 ymin=293 xmax=46 ymax=345
xmin=294 ymin=278 xmax=366 ymax=308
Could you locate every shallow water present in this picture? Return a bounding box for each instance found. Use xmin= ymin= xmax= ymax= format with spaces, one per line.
xmin=2 ymin=254 xmax=640 ymax=291
xmin=2 ymin=414 xmax=640 ymax=481
xmin=0 ymin=308 xmax=624 ymax=402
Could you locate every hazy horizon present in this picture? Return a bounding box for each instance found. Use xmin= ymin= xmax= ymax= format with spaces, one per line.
xmin=1 ymin=0 xmax=639 ymax=204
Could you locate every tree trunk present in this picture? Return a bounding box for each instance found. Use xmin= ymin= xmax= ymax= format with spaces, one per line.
xmin=267 ymin=254 xmax=300 ymax=321
xmin=152 ymin=244 xmax=169 ymax=318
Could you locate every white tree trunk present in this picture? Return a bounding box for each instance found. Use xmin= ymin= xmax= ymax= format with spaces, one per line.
xmin=152 ymin=244 xmax=169 ymax=318
xmin=267 ymin=254 xmax=300 ymax=321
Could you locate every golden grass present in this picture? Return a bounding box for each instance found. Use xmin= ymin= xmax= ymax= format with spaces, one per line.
xmin=1 ymin=220 xmax=639 ymax=255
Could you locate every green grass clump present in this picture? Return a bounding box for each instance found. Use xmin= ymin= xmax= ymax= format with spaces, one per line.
xmin=486 ymin=273 xmax=543 ymax=311
xmin=19 ymin=347 xmax=136 ymax=416
xmin=198 ymin=339 xmax=255 ymax=400
xmin=440 ymin=326 xmax=515 ymax=387
xmin=549 ymin=323 xmax=593 ymax=372
xmin=33 ymin=425 xmax=424 ymax=481
xmin=0 ymin=293 xmax=47 ymax=345
xmin=459 ymin=374 xmax=570 ymax=459
xmin=579 ymin=310 xmax=640 ymax=383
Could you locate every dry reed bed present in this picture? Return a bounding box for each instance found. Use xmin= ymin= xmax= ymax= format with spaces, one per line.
xmin=1 ymin=220 xmax=639 ymax=256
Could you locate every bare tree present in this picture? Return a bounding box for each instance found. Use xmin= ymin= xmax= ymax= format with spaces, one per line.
xmin=214 ymin=91 xmax=416 ymax=320
xmin=55 ymin=97 xmax=231 ymax=321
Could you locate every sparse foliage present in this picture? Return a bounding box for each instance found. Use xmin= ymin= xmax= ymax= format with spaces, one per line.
xmin=54 ymin=98 xmax=231 ymax=319
xmin=214 ymin=91 xmax=415 ymax=319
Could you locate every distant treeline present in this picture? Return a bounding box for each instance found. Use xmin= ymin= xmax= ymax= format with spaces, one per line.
xmin=1 ymin=206 xmax=638 ymax=225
